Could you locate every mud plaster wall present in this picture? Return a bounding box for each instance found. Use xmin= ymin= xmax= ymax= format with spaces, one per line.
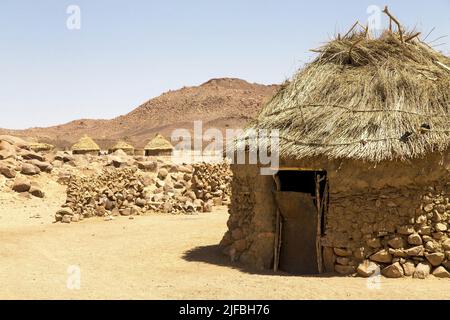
xmin=221 ymin=151 xmax=450 ymax=275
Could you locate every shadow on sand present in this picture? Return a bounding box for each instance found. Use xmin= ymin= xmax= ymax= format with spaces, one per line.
xmin=182 ymin=244 xmax=337 ymax=278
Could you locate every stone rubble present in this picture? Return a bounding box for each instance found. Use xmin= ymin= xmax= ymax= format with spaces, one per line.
xmin=54 ymin=161 xmax=232 ymax=223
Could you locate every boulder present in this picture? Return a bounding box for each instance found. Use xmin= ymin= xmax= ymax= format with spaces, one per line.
xmin=0 ymin=162 xmax=16 ymax=178
xmin=21 ymin=163 xmax=41 ymax=175
xmin=12 ymin=177 xmax=31 ymax=192
xmin=425 ymin=252 xmax=445 ymax=267
xmin=370 ymin=249 xmax=392 ymax=264
xmin=405 ymin=245 xmax=424 ymax=257
xmin=381 ymin=262 xmax=404 ymax=278
xmin=62 ymin=215 xmax=72 ymax=223
xmin=442 ymin=260 xmax=450 ymax=270
xmin=432 ymin=266 xmax=450 ymax=278
xmin=55 ymin=151 xmax=74 ymax=163
xmin=356 ymin=260 xmax=379 ymax=277
xmin=397 ymin=225 xmax=415 ymax=235
xmin=442 ymin=239 xmax=450 ymax=251
xmin=56 ymin=208 xmax=74 ymax=216
xmin=334 ymin=248 xmax=352 ymax=257
xmin=435 ymin=223 xmax=447 ymax=232
xmin=158 ymin=168 xmax=169 ymax=179
xmin=137 ymin=161 xmax=157 ymax=172
xmin=388 ymin=237 xmax=406 ymax=249
xmin=29 ymin=185 xmax=44 ymax=198
xmin=19 ymin=149 xmax=44 ymax=161
xmin=407 ymin=233 xmax=422 ymax=246
xmin=0 ymin=140 xmax=16 ymax=160
xmin=28 ymin=159 xmax=53 ymax=173
xmin=367 ymin=238 xmax=382 ymax=248
xmin=413 ymin=263 xmax=431 ymax=279
xmin=402 ymin=261 xmax=416 ymax=276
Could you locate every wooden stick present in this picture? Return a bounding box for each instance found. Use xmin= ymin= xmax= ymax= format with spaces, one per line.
xmin=383 ymin=6 xmax=403 ymax=42
xmin=343 ymin=21 xmax=359 ymax=39
xmin=434 ymin=60 xmax=450 ymax=72
xmin=272 ymin=175 xmax=281 ymax=272
xmin=405 ymin=32 xmax=421 ymax=43
xmin=348 ymin=38 xmax=363 ymax=63
xmin=315 ymin=174 xmax=324 ymax=274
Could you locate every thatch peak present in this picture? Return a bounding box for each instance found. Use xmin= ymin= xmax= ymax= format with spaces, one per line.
xmin=71 ymin=135 xmax=100 ymax=151
xmin=145 ymin=134 xmax=174 ymax=151
xmin=247 ymin=11 xmax=450 ymax=162
xmin=111 ymin=140 xmax=134 ymax=151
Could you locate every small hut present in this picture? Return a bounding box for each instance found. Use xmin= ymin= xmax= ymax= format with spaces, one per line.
xmin=29 ymin=141 xmax=54 ymax=153
xmin=109 ymin=141 xmax=135 ymax=156
xmin=71 ymin=135 xmax=100 ymax=155
xmin=144 ymin=134 xmax=174 ymax=156
xmin=221 ymin=11 xmax=450 ymax=278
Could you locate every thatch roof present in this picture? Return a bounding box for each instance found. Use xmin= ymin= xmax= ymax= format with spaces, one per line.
xmin=29 ymin=142 xmax=54 ymax=152
xmin=71 ymin=135 xmax=100 ymax=151
xmin=241 ymin=11 xmax=450 ymax=162
xmin=111 ymin=141 xmax=134 ymax=151
xmin=145 ymin=134 xmax=174 ymax=151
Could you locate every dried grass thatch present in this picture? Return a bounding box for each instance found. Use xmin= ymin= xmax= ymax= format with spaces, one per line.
xmin=29 ymin=142 xmax=54 ymax=152
xmin=71 ymin=135 xmax=100 ymax=152
xmin=110 ymin=141 xmax=134 ymax=152
xmin=242 ymin=12 xmax=450 ymax=162
xmin=145 ymin=134 xmax=174 ymax=151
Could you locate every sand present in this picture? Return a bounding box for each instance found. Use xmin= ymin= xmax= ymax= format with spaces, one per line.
xmin=1 ymin=184 xmax=450 ymax=300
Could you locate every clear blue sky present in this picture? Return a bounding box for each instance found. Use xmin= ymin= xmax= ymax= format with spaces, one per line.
xmin=0 ymin=0 xmax=448 ymax=129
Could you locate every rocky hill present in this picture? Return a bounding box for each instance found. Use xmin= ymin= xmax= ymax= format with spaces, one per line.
xmin=0 ymin=78 xmax=278 ymax=149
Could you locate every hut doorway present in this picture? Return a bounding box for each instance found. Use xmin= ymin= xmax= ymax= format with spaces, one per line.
xmin=273 ymin=170 xmax=328 ymax=275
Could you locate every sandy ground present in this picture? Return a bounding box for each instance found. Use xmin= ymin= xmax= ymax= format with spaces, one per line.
xmin=1 ymin=182 xmax=450 ymax=300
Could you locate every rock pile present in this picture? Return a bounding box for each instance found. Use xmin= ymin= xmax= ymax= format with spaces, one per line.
xmin=0 ymin=135 xmax=51 ymax=198
xmin=191 ymin=162 xmax=232 ymax=206
xmin=55 ymin=167 xmax=147 ymax=222
xmin=55 ymin=161 xmax=232 ymax=222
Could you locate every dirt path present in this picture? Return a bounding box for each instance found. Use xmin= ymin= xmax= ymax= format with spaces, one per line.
xmin=1 ymin=197 xmax=450 ymax=299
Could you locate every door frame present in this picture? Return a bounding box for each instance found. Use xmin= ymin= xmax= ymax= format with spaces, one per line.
xmin=272 ymin=167 xmax=328 ymax=274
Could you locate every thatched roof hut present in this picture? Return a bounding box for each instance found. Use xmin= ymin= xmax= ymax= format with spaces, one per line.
xmin=71 ymin=135 xmax=100 ymax=155
xmin=29 ymin=141 xmax=54 ymax=153
xmin=144 ymin=134 xmax=173 ymax=156
xmin=222 ymin=10 xmax=450 ymax=278
xmin=109 ymin=141 xmax=134 ymax=155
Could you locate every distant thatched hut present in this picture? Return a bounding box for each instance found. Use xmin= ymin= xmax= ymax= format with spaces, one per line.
xmin=29 ymin=141 xmax=54 ymax=153
xmin=71 ymin=135 xmax=100 ymax=155
xmin=144 ymin=134 xmax=174 ymax=156
xmin=109 ymin=141 xmax=135 ymax=156
xmin=221 ymin=16 xmax=450 ymax=278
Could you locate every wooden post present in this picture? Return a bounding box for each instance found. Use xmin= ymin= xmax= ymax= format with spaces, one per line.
xmin=315 ymin=174 xmax=325 ymax=274
xmin=273 ymin=175 xmax=281 ymax=272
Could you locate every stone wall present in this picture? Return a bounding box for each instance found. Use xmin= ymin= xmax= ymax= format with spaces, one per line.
xmin=325 ymin=183 xmax=450 ymax=278
xmin=221 ymin=151 xmax=450 ymax=278
xmin=220 ymin=164 xmax=277 ymax=270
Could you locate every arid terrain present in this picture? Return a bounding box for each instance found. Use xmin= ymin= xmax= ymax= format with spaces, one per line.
xmin=0 ymin=78 xmax=278 ymax=149
xmin=1 ymin=178 xmax=450 ymax=300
